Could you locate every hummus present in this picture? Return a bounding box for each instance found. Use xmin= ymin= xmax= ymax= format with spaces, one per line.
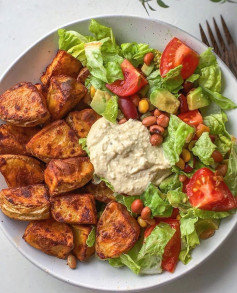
xmin=87 ymin=118 xmax=171 ymax=195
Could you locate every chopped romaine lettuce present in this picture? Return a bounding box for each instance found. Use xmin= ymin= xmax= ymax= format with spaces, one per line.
xmin=159 ymin=174 xmax=182 ymax=194
xmin=78 ymin=138 xmax=90 ymax=156
xmin=224 ymin=142 xmax=237 ymax=196
xmin=162 ymin=65 xmax=183 ymax=92
xmin=198 ymin=48 xmax=217 ymax=69
xmin=102 ymin=95 xmax=118 ymax=123
xmin=141 ymin=183 xmax=173 ymax=218
xmin=192 ymin=132 xmax=216 ymax=165
xmin=167 ymin=189 xmax=190 ymax=210
xmin=86 ymin=226 xmax=96 ymax=247
xmin=115 ymin=194 xmax=140 ymax=213
xmin=163 ymin=115 xmax=195 ymax=165
xmin=199 ymin=65 xmax=221 ymax=93
xmin=186 ymin=74 xmax=200 ymax=83
xmin=180 ymin=207 xmax=234 ymax=219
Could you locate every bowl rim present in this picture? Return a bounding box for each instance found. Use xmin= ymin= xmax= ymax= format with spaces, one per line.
xmin=0 ymin=14 xmax=236 ymax=292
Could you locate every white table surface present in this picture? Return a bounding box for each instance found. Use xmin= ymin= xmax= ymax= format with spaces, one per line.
xmin=0 ymin=0 xmax=237 ymax=292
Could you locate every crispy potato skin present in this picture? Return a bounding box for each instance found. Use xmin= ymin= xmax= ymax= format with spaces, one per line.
xmin=47 ymin=75 xmax=87 ymax=120
xmin=0 ymin=124 xmax=39 ymax=155
xmin=84 ymin=182 xmax=115 ymax=203
xmin=77 ymin=67 xmax=90 ymax=84
xmin=0 ymin=155 xmax=44 ymax=188
xmin=72 ymin=225 xmax=95 ymax=262
xmin=0 ymin=184 xmax=50 ymax=220
xmin=26 ymin=120 xmax=85 ymax=162
xmin=44 ymin=157 xmax=93 ymax=195
xmin=0 ymin=82 xmax=50 ymax=127
xmin=96 ymin=201 xmax=140 ymax=259
xmin=51 ymin=194 xmax=97 ymax=225
xmin=35 ymin=83 xmax=48 ymax=98
xmin=66 ymin=109 xmax=100 ymax=138
xmin=40 ymin=50 xmax=82 ymax=86
xmin=23 ymin=219 xmax=73 ymax=259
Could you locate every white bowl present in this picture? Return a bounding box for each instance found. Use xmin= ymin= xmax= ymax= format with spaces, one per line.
xmin=0 ymin=15 xmax=236 ymax=292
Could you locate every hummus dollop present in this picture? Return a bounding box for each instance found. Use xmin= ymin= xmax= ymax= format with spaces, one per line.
xmin=87 ymin=117 xmax=171 ymax=195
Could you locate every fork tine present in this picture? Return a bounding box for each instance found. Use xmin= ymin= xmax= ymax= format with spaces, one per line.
xmin=199 ymin=24 xmax=210 ymax=47
xmin=206 ymin=20 xmax=221 ymax=57
xmin=213 ymin=17 xmax=230 ymax=67
xmin=221 ymin=15 xmax=237 ymax=76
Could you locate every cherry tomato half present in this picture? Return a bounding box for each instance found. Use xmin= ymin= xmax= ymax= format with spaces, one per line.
xmin=160 ymin=37 xmax=199 ymax=80
xmin=186 ymin=168 xmax=237 ymax=211
xmin=144 ymin=219 xmax=181 ymax=273
xmin=178 ymin=110 xmax=203 ymax=127
xmin=106 ymin=59 xmax=148 ymax=97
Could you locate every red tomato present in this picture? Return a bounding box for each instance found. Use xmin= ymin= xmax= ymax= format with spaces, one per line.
xmin=186 ymin=168 xmax=237 ymax=211
xmin=106 ymin=59 xmax=148 ymax=96
xmin=160 ymin=37 xmax=199 ymax=79
xmin=118 ymin=97 xmax=138 ymax=119
xmin=178 ymin=110 xmax=203 ymax=127
xmin=144 ymin=219 xmax=181 ymax=273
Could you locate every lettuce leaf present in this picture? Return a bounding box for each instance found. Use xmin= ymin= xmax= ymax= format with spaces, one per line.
xmin=102 ymin=95 xmax=118 ymax=123
xmin=179 ymin=217 xmax=199 ymax=264
xmin=138 ymin=223 xmax=175 ymax=274
xmin=224 ymin=142 xmax=237 ymax=196
xmin=162 ymin=65 xmax=183 ymax=93
xmin=163 ymin=115 xmax=195 ymax=165
xmin=159 ymin=174 xmax=182 ymax=194
xmin=192 ymin=132 xmax=216 ymax=165
xmin=186 ymin=74 xmax=200 ymax=83
xmin=198 ymin=48 xmax=217 ymax=69
xmin=89 ymin=19 xmax=116 ymax=45
xmin=86 ymin=226 xmax=96 ymax=247
xmin=121 ymin=42 xmax=153 ymax=67
xmin=202 ymin=87 xmax=237 ymax=110
xmin=78 ymin=138 xmax=90 ymax=156
xmin=115 ymin=194 xmax=140 ymax=213
xmin=167 ymin=189 xmax=191 ymax=210
xmin=141 ymin=183 xmax=173 ymax=217
xmin=199 ymin=65 xmax=221 ymax=92
xmin=180 ymin=207 xmax=234 ymax=219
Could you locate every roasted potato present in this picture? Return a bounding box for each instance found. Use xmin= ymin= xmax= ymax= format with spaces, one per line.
xmin=26 ymin=120 xmax=85 ymax=162
xmin=72 ymin=225 xmax=95 ymax=262
xmin=0 ymin=82 xmax=50 ymax=127
xmin=40 ymin=50 xmax=82 ymax=85
xmin=35 ymin=83 xmax=48 ymax=98
xmin=96 ymin=201 xmax=140 ymax=259
xmin=47 ymin=75 xmax=87 ymax=120
xmin=66 ymin=109 xmax=100 ymax=138
xmin=77 ymin=67 xmax=90 ymax=84
xmin=51 ymin=193 xmax=97 ymax=225
xmin=23 ymin=219 xmax=73 ymax=259
xmin=44 ymin=157 xmax=93 ymax=195
xmin=84 ymin=181 xmax=115 ymax=203
xmin=0 ymin=155 xmax=44 ymax=188
xmin=0 ymin=184 xmax=50 ymax=220
xmin=0 ymin=124 xmax=39 ymax=155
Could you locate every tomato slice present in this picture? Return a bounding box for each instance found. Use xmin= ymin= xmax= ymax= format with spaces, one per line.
xmin=160 ymin=37 xmax=199 ymax=79
xmin=144 ymin=219 xmax=181 ymax=273
xmin=186 ymin=168 xmax=237 ymax=211
xmin=106 ymin=59 xmax=148 ymax=96
xmin=178 ymin=110 xmax=203 ymax=127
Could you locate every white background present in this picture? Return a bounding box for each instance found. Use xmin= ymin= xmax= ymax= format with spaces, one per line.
xmin=0 ymin=0 xmax=237 ymax=292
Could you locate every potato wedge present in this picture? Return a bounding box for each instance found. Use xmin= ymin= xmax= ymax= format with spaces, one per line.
xmin=77 ymin=67 xmax=90 ymax=84
xmin=96 ymin=201 xmax=140 ymax=259
xmin=0 ymin=82 xmax=50 ymax=127
xmin=72 ymin=225 xmax=95 ymax=262
xmin=66 ymin=109 xmax=100 ymax=138
xmin=0 ymin=124 xmax=39 ymax=155
xmin=47 ymin=75 xmax=87 ymax=120
xmin=84 ymin=182 xmax=115 ymax=203
xmin=0 ymin=155 xmax=44 ymax=188
xmin=23 ymin=219 xmax=73 ymax=259
xmin=26 ymin=120 xmax=85 ymax=162
xmin=35 ymin=83 xmax=48 ymax=98
xmin=40 ymin=50 xmax=82 ymax=85
xmin=0 ymin=184 xmax=50 ymax=220
xmin=51 ymin=194 xmax=97 ymax=225
xmin=44 ymin=157 xmax=93 ymax=195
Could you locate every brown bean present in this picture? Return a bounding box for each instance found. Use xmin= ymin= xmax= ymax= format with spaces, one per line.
xmin=150 ymin=134 xmax=163 ymax=146
xmin=179 ymin=174 xmax=187 ymax=182
xmin=146 ymin=218 xmax=156 ymax=226
xmin=182 ymin=81 xmax=194 ymax=95
xmin=131 ymin=199 xmax=144 ymax=214
xmin=211 ymin=150 xmax=223 ymax=162
xmin=157 ymin=114 xmax=170 ymax=128
xmin=118 ymin=118 xmax=127 ymax=124
xmin=141 ymin=206 xmax=151 ymax=220
xmin=144 ymin=52 xmax=155 ymax=65
xmin=216 ymin=163 xmax=228 ymax=177
xmin=67 ymin=254 xmax=77 ymax=269
xmin=149 ymin=125 xmax=165 ymax=135
xmin=142 ymin=116 xmax=157 ymax=127
xmin=154 ymin=109 xmax=161 ymax=117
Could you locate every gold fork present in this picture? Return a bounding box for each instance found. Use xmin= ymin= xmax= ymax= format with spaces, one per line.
xmin=199 ymin=15 xmax=237 ymax=77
